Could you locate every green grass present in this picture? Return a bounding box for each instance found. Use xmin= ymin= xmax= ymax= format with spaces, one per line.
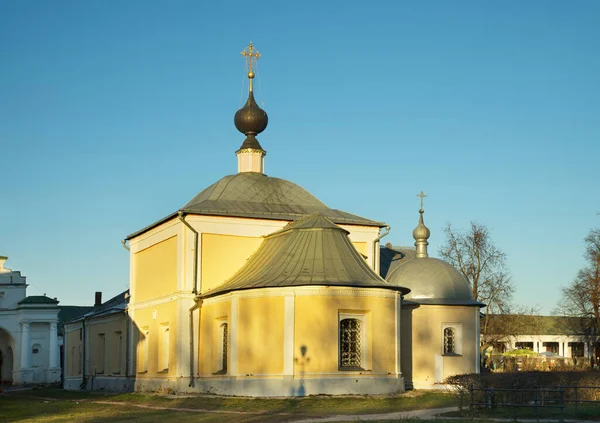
xmin=1 ymin=388 xmax=458 ymax=422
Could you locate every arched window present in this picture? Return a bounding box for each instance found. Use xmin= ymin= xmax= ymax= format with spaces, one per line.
xmin=340 ymin=318 xmax=362 ymax=369
xmin=443 ymin=327 xmax=456 ymax=355
xmin=218 ymin=323 xmax=228 ymax=373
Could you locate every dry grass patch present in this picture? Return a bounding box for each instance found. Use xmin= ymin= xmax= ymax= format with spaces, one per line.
xmin=3 ymin=388 xmax=457 ymax=421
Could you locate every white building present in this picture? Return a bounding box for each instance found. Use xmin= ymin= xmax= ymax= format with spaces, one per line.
xmin=486 ymin=315 xmax=599 ymax=363
xmin=0 ymin=256 xmax=61 ymax=384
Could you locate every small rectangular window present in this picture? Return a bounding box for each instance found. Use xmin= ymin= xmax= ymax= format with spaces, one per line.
xmin=215 ymin=319 xmax=228 ymax=374
xmin=220 ymin=323 xmax=228 ymax=372
xmin=115 ymin=331 xmax=123 ymax=374
xmin=160 ymin=326 xmax=169 ymax=372
xmin=139 ymin=328 xmax=149 ymax=373
xmin=97 ymin=334 xmax=106 ymax=374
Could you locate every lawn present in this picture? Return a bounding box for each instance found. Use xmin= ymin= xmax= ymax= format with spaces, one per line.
xmin=1 ymin=388 xmax=460 ymax=422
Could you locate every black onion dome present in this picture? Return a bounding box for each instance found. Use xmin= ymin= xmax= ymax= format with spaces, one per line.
xmin=234 ymin=91 xmax=268 ymax=137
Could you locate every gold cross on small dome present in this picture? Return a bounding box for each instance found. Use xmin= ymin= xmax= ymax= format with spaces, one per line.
xmin=241 ymin=42 xmax=261 ymax=73
xmin=417 ymin=191 xmax=427 ymax=211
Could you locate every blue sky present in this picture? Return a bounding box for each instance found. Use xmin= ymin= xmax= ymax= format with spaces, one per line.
xmin=1 ymin=1 xmax=598 ymax=314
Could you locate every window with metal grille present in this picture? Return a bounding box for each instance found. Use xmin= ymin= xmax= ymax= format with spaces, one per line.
xmin=340 ymin=318 xmax=362 ymax=369
xmin=219 ymin=323 xmax=228 ymax=373
xmin=443 ymin=327 xmax=456 ymax=355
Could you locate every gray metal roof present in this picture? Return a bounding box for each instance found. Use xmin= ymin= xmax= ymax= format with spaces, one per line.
xmin=200 ymin=213 xmax=408 ymax=299
xmin=18 ymin=295 xmax=59 ymax=305
xmin=125 ymin=173 xmax=385 ymax=240
xmin=181 ymin=173 xmax=384 ymax=226
xmin=382 ymin=246 xmax=484 ymax=307
xmin=66 ymin=290 xmax=129 ymax=324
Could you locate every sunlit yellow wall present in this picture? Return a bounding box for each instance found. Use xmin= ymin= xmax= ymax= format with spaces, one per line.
xmin=351 ymin=242 xmax=368 ymax=258
xmin=133 ymin=236 xmax=178 ymax=303
xmin=408 ymin=305 xmax=478 ymax=384
xmin=133 ymin=302 xmax=178 ymax=376
xmin=294 ymin=294 xmax=396 ymax=374
xmin=238 ymin=297 xmax=284 ymax=375
xmin=198 ymin=299 xmax=231 ymax=376
xmin=66 ymin=328 xmax=82 ymax=377
xmin=87 ymin=316 xmax=127 ymax=376
xmin=200 ymin=234 xmax=262 ymax=293
xmin=442 ymin=307 xmax=478 ymax=379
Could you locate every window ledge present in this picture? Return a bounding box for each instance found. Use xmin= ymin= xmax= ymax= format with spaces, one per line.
xmin=137 ymin=371 xmax=148 ymax=374
xmin=442 ymin=353 xmax=462 ymax=357
xmin=212 ymin=370 xmax=227 ymax=375
xmin=158 ymin=369 xmax=169 ymax=374
xmin=339 ymin=367 xmax=368 ymax=372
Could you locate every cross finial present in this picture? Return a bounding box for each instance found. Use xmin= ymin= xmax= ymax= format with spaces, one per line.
xmin=241 ymin=42 xmax=261 ymax=73
xmin=417 ymin=191 xmax=427 ymax=211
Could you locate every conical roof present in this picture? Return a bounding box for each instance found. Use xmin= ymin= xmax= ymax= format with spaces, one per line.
xmin=200 ymin=213 xmax=409 ymax=298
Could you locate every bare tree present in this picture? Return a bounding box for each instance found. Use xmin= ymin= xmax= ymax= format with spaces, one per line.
xmin=555 ymin=228 xmax=600 ymax=366
xmin=439 ymin=222 xmax=516 ymax=342
xmin=484 ymin=305 xmax=542 ymax=350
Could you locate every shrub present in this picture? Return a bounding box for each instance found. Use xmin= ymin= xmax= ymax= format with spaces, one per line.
xmin=445 ymin=371 xmax=600 ymax=402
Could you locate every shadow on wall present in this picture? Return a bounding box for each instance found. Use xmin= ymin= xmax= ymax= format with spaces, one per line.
xmin=291 ymin=345 xmax=310 ymax=397
xmin=401 ymin=305 xmax=415 ymax=386
xmin=80 ymin=313 xmax=142 ymax=393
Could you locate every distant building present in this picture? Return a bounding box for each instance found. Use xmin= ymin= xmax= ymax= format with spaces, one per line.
xmin=63 ymin=291 xmax=130 ymax=391
xmin=0 ymin=256 xmax=61 ymax=384
xmin=484 ymin=314 xmax=600 ymax=362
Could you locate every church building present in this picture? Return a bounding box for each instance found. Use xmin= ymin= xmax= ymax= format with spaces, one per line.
xmin=0 ymin=256 xmax=62 ymax=385
xmin=63 ymin=43 xmax=483 ymax=395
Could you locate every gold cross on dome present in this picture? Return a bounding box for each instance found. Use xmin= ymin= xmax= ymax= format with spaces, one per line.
xmin=417 ymin=191 xmax=427 ymax=211
xmin=241 ymin=42 xmax=261 ymax=72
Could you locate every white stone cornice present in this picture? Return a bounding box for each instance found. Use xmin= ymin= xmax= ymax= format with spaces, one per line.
xmin=202 ymin=286 xmax=399 ymax=305
xmin=129 ymin=292 xmax=196 ymax=311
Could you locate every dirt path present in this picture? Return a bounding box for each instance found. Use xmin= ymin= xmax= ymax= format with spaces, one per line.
xmin=290 ymin=406 xmax=459 ymax=422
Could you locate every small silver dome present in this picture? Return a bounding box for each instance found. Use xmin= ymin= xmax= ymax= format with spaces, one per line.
xmin=412 ymin=210 xmax=431 ymax=241
xmin=386 ymin=257 xmax=473 ymax=302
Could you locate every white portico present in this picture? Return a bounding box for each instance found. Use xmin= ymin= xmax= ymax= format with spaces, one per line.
xmin=0 ymin=256 xmax=61 ymax=385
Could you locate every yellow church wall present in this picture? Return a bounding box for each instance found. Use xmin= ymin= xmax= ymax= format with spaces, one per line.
xmin=409 ymin=305 xmax=478 ymax=384
xmin=294 ymin=294 xmax=396 ymax=374
xmin=66 ymin=328 xmax=82 ymax=377
xmin=351 ymin=242 xmax=368 ymax=258
xmin=237 ymin=296 xmax=284 ymax=375
xmin=441 ymin=307 xmax=478 ymax=379
xmin=86 ymin=316 xmax=127 ymax=376
xmin=133 ymin=301 xmax=179 ymax=376
xmin=133 ymin=235 xmax=178 ymax=303
xmin=198 ymin=299 xmax=231 ymax=376
xmin=200 ymin=234 xmax=262 ymax=293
